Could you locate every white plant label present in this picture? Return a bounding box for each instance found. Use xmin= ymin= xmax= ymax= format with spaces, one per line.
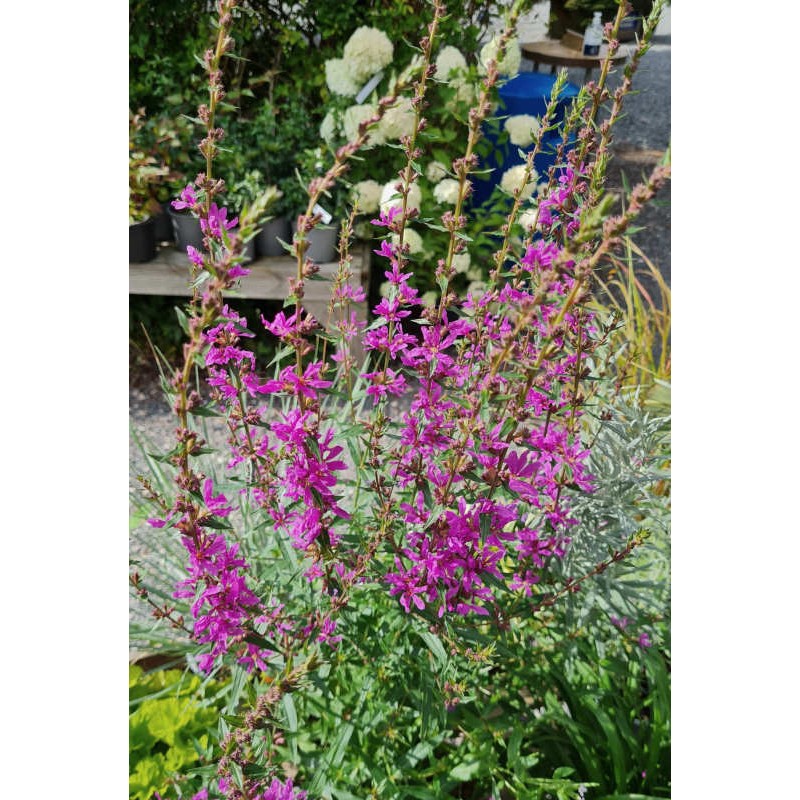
xmin=355 ymin=70 xmax=384 ymax=104
xmin=313 ymin=203 xmax=332 ymax=225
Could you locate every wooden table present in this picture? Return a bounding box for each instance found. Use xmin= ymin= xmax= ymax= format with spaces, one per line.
xmin=521 ymin=39 xmax=627 ymax=82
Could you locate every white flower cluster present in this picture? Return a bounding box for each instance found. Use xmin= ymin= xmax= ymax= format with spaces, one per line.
xmin=479 ymin=35 xmax=521 ymax=77
xmin=325 ymin=59 xmax=361 ymax=97
xmin=325 ymin=26 xmax=394 ymax=97
xmin=319 ymin=110 xmax=338 ymax=146
xmin=518 ymin=206 xmax=539 ymax=232
xmin=435 ymin=45 xmax=476 ymax=111
xmin=420 ymin=290 xmax=438 ymax=308
xmin=433 ymin=178 xmax=460 ymax=205
xmin=425 ymin=160 xmax=449 ymax=183
xmin=351 ymin=180 xmax=383 ymax=214
xmin=500 ymin=164 xmax=539 ymax=200
xmin=392 ymin=227 xmax=424 ymax=255
xmin=435 ymin=45 xmax=468 ymax=81
xmin=343 ymin=26 xmax=394 ymax=83
xmin=467 ymin=280 xmax=488 ymax=299
xmin=378 ymin=96 xmax=415 ymax=140
xmin=343 ymin=103 xmax=384 ymax=147
xmin=452 ymin=252 xmax=471 ymax=274
xmin=380 ymin=180 xmax=422 ymax=214
xmin=504 ymin=114 xmax=541 ymax=147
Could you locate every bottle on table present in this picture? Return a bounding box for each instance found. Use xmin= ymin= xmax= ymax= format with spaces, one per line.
xmin=582 ymin=11 xmax=603 ymax=56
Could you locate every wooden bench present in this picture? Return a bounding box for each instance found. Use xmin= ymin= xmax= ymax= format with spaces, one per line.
xmin=130 ymin=242 xmax=372 ymax=362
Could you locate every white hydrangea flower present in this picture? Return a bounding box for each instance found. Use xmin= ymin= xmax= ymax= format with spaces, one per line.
xmin=392 ymin=227 xmax=424 ymax=254
xmin=433 ymin=178 xmax=461 ymax=205
xmin=444 ymin=77 xmax=477 ymax=111
xmin=421 ymin=290 xmax=438 ymax=308
xmin=504 ymin=114 xmax=541 ymax=147
xmin=398 ymin=54 xmax=425 ymax=86
xmin=379 ymin=280 xmax=392 ymax=298
xmin=380 ymin=180 xmax=422 ymax=214
xmin=343 ymin=103 xmax=383 ymax=147
xmin=343 ymin=26 xmax=394 ymax=84
xmin=325 ymin=58 xmax=360 ymax=97
xmin=425 ymin=160 xmax=449 ymax=183
xmin=320 ymin=110 xmax=339 ymax=146
xmin=500 ymin=164 xmax=539 ymax=200
xmin=479 ymin=35 xmax=521 ymax=77
xmin=466 ymin=266 xmax=483 ymax=281
xmin=519 ymin=206 xmax=539 ymax=232
xmin=452 ymin=252 xmax=471 ymax=274
xmin=435 ymin=45 xmax=468 ymax=81
xmin=467 ymin=280 xmax=488 ymax=299
xmin=378 ymin=96 xmax=415 ymax=140
xmin=351 ymin=180 xmax=383 ymax=215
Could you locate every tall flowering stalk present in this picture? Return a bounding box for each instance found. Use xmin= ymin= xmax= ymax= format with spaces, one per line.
xmin=135 ymin=0 xmax=670 ymax=795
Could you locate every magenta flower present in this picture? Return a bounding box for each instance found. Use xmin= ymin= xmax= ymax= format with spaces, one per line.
xmin=258 ymin=361 xmax=332 ymax=400
xmin=186 ymin=245 xmax=204 ymax=267
xmin=262 ymin=310 xmax=298 ymax=339
xmin=200 ymin=203 xmax=238 ymax=238
xmin=260 ymin=777 xmax=307 ymax=800
xmin=373 ymin=239 xmax=395 ymax=259
xmin=371 ymin=206 xmax=402 ymax=228
xmin=362 ymin=367 xmax=407 ymax=399
xmin=202 ymin=478 xmax=233 ymax=517
xmin=171 ymin=183 xmax=197 ymax=210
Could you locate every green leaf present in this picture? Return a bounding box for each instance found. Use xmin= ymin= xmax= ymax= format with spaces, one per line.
xmin=191 ymin=269 xmax=211 ymax=289
xmin=244 ymin=631 xmax=281 ymax=653
xmin=448 ymin=758 xmax=482 ymax=781
xmin=201 ymin=515 xmax=233 ymax=531
xmin=282 ymin=695 xmax=300 ymax=764
xmin=174 ymin=306 xmax=191 ymax=336
xmin=507 ymin=727 xmax=522 ymax=770
xmin=188 ymin=404 xmax=221 ymax=418
xmin=418 ymin=630 xmax=447 ymax=672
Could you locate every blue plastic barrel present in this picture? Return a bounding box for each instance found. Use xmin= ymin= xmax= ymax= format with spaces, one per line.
xmin=470 ymin=73 xmax=579 ymax=209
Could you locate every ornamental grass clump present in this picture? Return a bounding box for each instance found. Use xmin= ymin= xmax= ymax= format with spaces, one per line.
xmin=132 ymin=1 xmax=670 ymax=797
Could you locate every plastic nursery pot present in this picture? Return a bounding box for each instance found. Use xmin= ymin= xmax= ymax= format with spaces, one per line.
xmin=168 ymin=206 xmax=205 ymax=252
xmin=232 ymin=228 xmax=256 ymax=264
xmin=129 ymin=217 xmax=157 ymax=263
xmin=255 ymin=216 xmax=291 ymax=258
xmin=291 ymin=220 xmax=338 ymax=264
xmin=152 ymin=203 xmax=174 ymax=244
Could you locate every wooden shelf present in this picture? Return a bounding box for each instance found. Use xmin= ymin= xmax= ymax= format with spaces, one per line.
xmin=130 ymin=242 xmax=371 ymax=363
xmin=130 ymin=242 xmax=370 ymax=303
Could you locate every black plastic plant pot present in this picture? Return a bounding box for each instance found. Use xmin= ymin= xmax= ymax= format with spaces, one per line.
xmin=291 ymin=221 xmax=338 ymax=263
xmin=168 ymin=207 xmax=205 ymax=252
xmin=255 ymin=216 xmax=291 ymax=258
xmin=237 ymin=231 xmax=256 ymax=264
xmin=152 ymin=204 xmax=174 ymax=244
xmin=129 ymin=217 xmax=157 ymax=263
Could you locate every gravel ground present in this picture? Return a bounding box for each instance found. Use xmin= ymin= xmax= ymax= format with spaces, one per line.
xmin=129 ymin=37 xmax=672 ymax=618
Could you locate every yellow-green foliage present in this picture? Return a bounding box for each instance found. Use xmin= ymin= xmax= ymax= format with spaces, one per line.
xmin=129 ymin=665 xmax=222 ymax=800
